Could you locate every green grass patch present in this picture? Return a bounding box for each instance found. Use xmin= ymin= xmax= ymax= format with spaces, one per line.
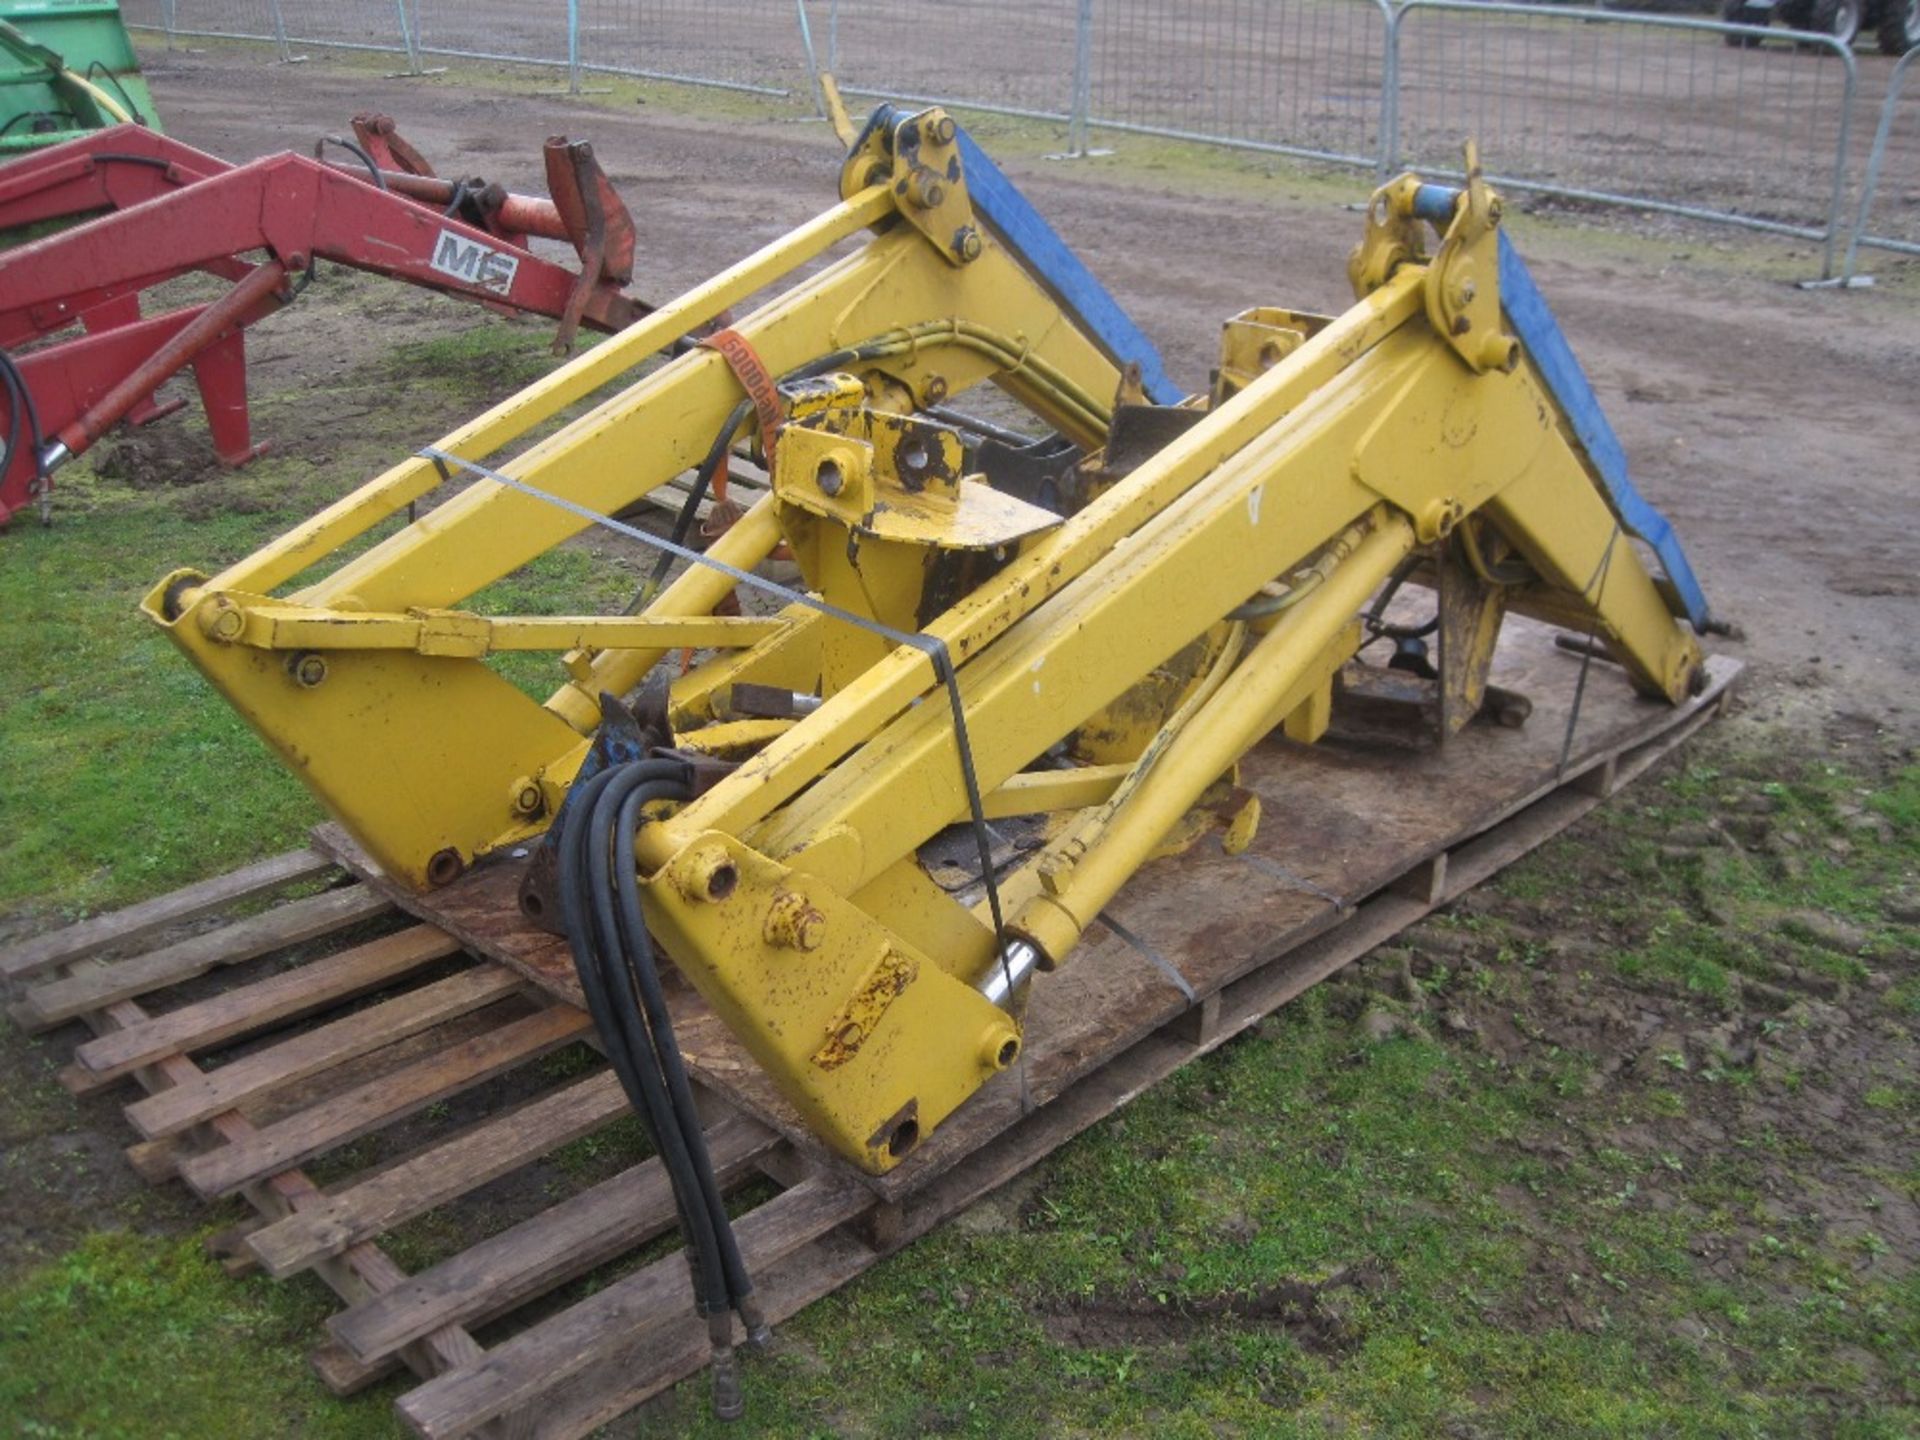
xmin=0 ymin=1230 xmax=400 ymax=1439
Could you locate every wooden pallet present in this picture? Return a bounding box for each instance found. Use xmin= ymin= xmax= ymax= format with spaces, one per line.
xmin=1 ymin=629 xmax=1737 ymax=1439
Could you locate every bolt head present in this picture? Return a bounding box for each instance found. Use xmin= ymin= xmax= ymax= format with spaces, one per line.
xmin=764 ymin=891 xmax=825 ymax=951
xmin=292 ymin=654 xmax=328 ymax=687
xmin=981 ymin=1028 xmax=1020 ymax=1071
xmin=203 ymin=603 xmax=245 ymax=642
xmin=676 ymin=844 xmax=739 ymax=904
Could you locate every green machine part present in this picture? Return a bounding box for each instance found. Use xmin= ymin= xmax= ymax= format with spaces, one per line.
xmin=0 ymin=1 xmax=160 ymax=153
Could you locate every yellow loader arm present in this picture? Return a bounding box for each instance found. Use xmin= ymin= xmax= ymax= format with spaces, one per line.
xmin=145 ymin=115 xmax=1706 ymax=1180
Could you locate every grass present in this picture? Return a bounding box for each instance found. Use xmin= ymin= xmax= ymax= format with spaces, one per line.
xmin=0 ymin=1230 xmax=401 ymax=1439
xmin=3 ymin=51 xmax=1918 ymax=1440
xmin=0 ymin=297 xmax=629 ymax=921
xmin=0 ymin=477 xmax=322 ymax=914
xmin=612 ymin=757 xmax=1919 ymax=1436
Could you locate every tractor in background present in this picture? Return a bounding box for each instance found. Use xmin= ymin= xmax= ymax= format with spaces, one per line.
xmin=1721 ymin=0 xmax=1920 ymax=53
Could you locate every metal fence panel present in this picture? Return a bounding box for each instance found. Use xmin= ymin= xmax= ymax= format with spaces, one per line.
xmin=1844 ymin=48 xmax=1919 ymax=270
xmin=128 ymin=0 xmax=416 ymax=58
xmin=127 ymin=1 xmax=809 ymax=91
xmin=286 ymin=0 xmax=418 ymax=59
xmin=115 ymin=2 xmax=1910 ymax=278
xmin=1087 ymin=0 xmax=1394 ymax=168
xmin=412 ymin=0 xmax=566 ymax=69
xmin=1391 ymin=0 xmax=1857 ymax=271
xmin=123 ymin=0 xmax=283 ymax=43
xmin=821 ymin=0 xmax=1078 ymax=121
xmin=568 ymin=0 xmax=806 ymax=95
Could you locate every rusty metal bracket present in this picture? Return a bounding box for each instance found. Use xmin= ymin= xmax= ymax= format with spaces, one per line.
xmin=350 ymin=113 xmax=435 ymax=178
xmin=544 ymin=137 xmax=638 ymax=353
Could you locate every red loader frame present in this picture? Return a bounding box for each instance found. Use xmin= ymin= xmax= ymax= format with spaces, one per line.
xmin=0 ymin=117 xmax=645 ymax=527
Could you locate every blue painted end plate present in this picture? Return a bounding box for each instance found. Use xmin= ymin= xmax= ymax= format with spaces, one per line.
xmin=954 ymin=126 xmax=1183 ymax=407
xmin=1410 ymin=184 xmax=1709 ymax=628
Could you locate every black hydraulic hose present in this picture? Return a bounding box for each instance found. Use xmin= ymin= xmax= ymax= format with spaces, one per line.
xmin=1363 ymin=555 xmax=1440 ymax=642
xmin=558 ymin=756 xmax=766 ymax=1418
xmin=631 ymin=396 xmax=754 ymax=612
xmin=583 ymin=768 xmax=755 ymax=1416
xmin=2 ymin=368 xmax=19 ymax=494
xmin=88 ymin=151 xmax=175 ymax=172
xmin=316 ymin=135 xmax=386 ymax=189
xmin=84 ymin=60 xmax=145 ymax=125
xmin=924 ymin=404 xmax=1040 ymax=449
xmin=609 ymin=779 xmax=762 ymax=1316
xmin=0 ymin=111 xmax=77 ymax=138
xmin=442 ymin=177 xmax=473 ymax=220
xmin=580 ymin=769 xmax=727 ymax=1311
xmin=564 ymin=768 xmax=731 ymax=1390
xmin=561 ymin=766 xmax=718 ymax=1313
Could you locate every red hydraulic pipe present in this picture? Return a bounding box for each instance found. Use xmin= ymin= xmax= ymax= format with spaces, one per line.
xmin=359 ymin=169 xmax=573 ymax=244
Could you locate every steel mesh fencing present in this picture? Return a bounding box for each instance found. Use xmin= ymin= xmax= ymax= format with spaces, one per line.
xmin=1843 ymin=49 xmax=1919 ymax=271
xmin=410 ymin=0 xmax=566 ymax=71
xmin=115 ymin=2 xmax=1914 ymax=276
xmin=126 ymin=1 xmax=811 ymax=90
xmin=1390 ymin=1 xmax=1857 ymax=271
xmin=818 ymin=0 xmax=1080 ymax=121
xmin=122 ymin=0 xmax=283 ymax=45
xmin=125 ymin=0 xmax=420 ymax=60
xmin=413 ymin=0 xmax=806 ymax=95
xmin=1086 ymin=0 xmax=1394 ymax=168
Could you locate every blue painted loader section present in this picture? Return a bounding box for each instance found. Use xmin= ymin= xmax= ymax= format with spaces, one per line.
xmin=1412 ymin=183 xmax=1711 ymax=629
xmin=953 ymin=126 xmax=1184 ymax=407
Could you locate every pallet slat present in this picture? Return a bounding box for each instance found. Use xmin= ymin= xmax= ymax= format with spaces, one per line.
xmin=246 ymin=1070 xmax=632 ymax=1278
xmin=11 ymin=884 xmax=392 ymax=1031
xmin=520 ymin=1231 xmax=877 ymax=1440
xmin=177 ymin=1004 xmax=590 ymax=1199
xmin=70 ymin=925 xmax=461 ymax=1083
xmin=78 ymin=992 xmax=487 ymax=1387
xmin=396 ymin=1173 xmax=872 ymax=1440
xmin=0 ymin=848 xmax=336 ymax=983
xmin=124 ymin=964 xmax=527 ymax=1142
xmin=328 ymin=1115 xmax=779 ymax=1366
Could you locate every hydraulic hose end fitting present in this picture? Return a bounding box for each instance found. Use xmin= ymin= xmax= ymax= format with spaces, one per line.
xmin=709 ymin=1346 xmax=745 ymax=1422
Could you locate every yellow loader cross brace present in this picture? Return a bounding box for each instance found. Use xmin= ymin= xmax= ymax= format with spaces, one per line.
xmin=145 ymin=114 xmax=1707 ymax=1176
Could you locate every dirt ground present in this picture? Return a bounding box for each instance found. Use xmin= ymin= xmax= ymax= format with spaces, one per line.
xmin=3 ymin=41 xmax=1917 ymax=1438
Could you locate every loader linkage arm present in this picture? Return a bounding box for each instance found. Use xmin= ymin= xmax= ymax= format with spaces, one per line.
xmin=145 ymin=114 xmax=1708 ymax=1176
xmin=0 ymin=117 xmax=645 ymax=526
